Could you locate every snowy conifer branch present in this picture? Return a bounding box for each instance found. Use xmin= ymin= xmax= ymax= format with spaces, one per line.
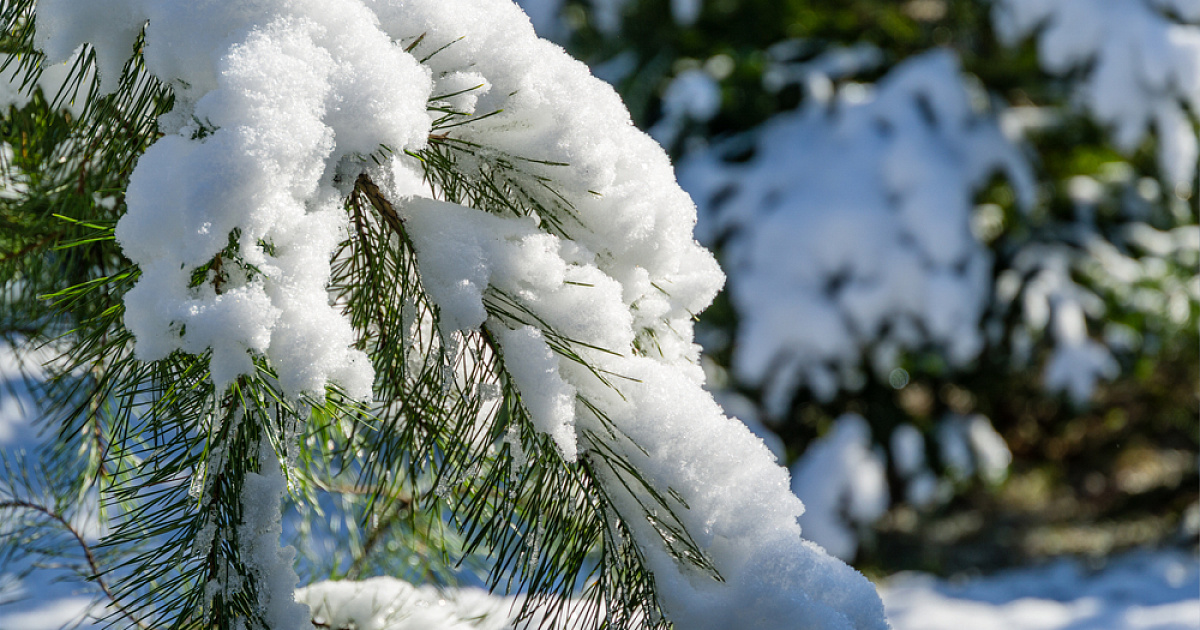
xmin=332 ymin=164 xmax=677 ymax=628
xmin=2 ymin=2 xmax=893 ymax=629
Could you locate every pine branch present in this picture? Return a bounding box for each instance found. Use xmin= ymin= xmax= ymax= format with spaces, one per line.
xmin=0 ymin=499 xmax=150 ymax=630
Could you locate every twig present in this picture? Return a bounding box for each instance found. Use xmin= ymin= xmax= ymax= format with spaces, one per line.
xmin=0 ymin=499 xmax=151 ymax=630
xmin=354 ymin=173 xmax=405 ymax=236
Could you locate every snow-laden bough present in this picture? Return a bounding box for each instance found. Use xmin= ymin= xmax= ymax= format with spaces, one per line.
xmin=31 ymin=0 xmax=890 ymax=627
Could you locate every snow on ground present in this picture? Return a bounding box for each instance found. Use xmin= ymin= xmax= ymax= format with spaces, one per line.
xmin=883 ymin=549 xmax=1200 ymax=630
xmin=3 ymin=542 xmax=1196 ymax=629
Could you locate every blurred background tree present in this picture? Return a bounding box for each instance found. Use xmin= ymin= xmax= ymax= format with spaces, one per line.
xmin=517 ymin=0 xmax=1200 ymax=576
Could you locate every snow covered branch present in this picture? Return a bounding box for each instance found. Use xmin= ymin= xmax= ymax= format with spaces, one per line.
xmin=8 ymin=0 xmax=892 ymax=628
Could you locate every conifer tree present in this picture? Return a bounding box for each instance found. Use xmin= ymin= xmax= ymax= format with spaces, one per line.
xmin=0 ymin=1 xmax=890 ymax=629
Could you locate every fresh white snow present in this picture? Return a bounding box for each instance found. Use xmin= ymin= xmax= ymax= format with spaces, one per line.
xmin=882 ymin=550 xmax=1200 ymax=630
xmin=5 ymin=1 xmax=1197 ymax=629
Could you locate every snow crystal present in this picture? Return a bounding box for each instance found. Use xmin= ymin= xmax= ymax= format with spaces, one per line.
xmin=790 ymin=414 xmax=890 ymax=561
xmin=681 ymin=50 xmax=1034 ymax=408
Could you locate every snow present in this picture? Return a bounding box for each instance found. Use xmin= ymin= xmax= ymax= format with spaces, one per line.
xmin=0 ymin=50 xmax=92 ymax=117
xmin=358 ymin=1 xmax=888 ymax=619
xmin=992 ymin=0 xmax=1200 ymax=189
xmin=36 ymin=0 xmax=439 ymax=399
xmin=789 ymin=414 xmax=890 ymax=561
xmin=680 ymin=50 xmax=1034 ymax=409
xmin=516 ymin=0 xmax=567 ymax=40
xmin=400 ymin=190 xmax=889 ymax=626
xmin=298 ymin=577 xmax=530 ymax=630
xmin=0 ymin=595 xmax=98 ymax=630
xmin=787 ymin=410 xmax=1014 ymax=560
xmin=294 ymin=552 xmax=1200 ymax=630
xmin=890 ymin=423 xmax=941 ymax=507
xmin=11 ymin=0 xmax=1190 ymax=628
xmin=936 ymin=413 xmax=1013 ymax=485
xmin=671 ymin=0 xmax=702 ymax=26
xmin=1001 ymin=222 xmax=1151 ymax=404
xmin=649 ymin=68 xmax=722 ymax=148
xmin=7 ymin=547 xmax=1197 ymax=630
xmin=882 ymin=550 xmax=1200 ymax=630
xmin=493 ymin=326 xmax=579 ymax=461
xmin=295 ymin=552 xmax=1200 ymax=630
xmin=0 ymin=346 xmax=1195 ymax=629
xmin=238 ymin=439 xmax=312 ymax=630
xmin=0 ymin=344 xmax=44 ymax=446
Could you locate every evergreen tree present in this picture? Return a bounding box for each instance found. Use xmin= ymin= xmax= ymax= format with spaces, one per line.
xmin=0 ymin=1 xmax=890 ymax=629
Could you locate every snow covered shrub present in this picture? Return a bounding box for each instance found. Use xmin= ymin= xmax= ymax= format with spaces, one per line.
xmin=680 ymin=50 xmax=1034 ymax=410
xmin=0 ymin=1 xmax=891 ymax=629
xmin=788 ymin=411 xmax=1012 ymax=561
xmin=992 ymin=0 xmax=1200 ymax=191
xmin=987 ymin=0 xmax=1200 ymax=404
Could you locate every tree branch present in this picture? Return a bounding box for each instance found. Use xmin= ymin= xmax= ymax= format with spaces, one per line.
xmin=0 ymin=499 xmax=150 ymax=630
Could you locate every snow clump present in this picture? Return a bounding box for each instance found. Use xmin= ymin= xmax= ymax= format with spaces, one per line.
xmin=36 ymin=0 xmax=435 ymax=398
xmin=298 ymin=577 xmax=558 ymax=630
xmin=372 ymin=3 xmax=888 ymax=626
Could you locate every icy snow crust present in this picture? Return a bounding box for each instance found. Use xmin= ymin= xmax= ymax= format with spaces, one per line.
xmin=31 ymin=0 xmax=889 ymax=628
